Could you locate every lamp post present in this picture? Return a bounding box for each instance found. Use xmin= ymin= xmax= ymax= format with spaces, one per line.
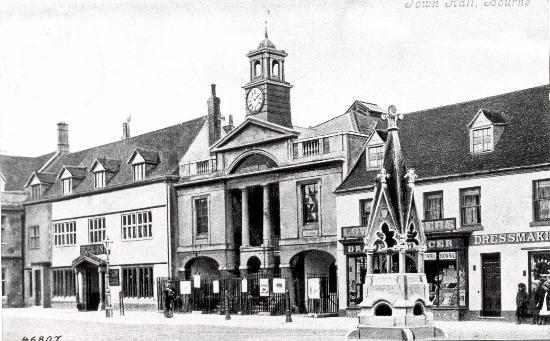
xmin=103 ymin=236 xmax=114 ymax=318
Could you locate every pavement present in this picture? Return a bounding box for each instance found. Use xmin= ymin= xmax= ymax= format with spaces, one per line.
xmin=2 ymin=307 xmax=550 ymax=340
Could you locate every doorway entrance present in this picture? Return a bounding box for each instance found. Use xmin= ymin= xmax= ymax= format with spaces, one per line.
xmin=481 ymin=253 xmax=501 ymax=317
xmin=84 ymin=266 xmax=101 ymax=311
xmin=34 ymin=269 xmax=41 ymax=305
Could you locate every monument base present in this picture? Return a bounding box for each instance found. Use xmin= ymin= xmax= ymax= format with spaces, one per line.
xmin=347 ymin=325 xmax=447 ymax=340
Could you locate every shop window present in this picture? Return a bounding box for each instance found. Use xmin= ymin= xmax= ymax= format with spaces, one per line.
xmin=195 ymin=197 xmax=209 ymax=237
xmin=301 ymin=183 xmax=319 ymax=224
xmin=122 ymin=266 xmax=154 ymax=298
xmin=460 ymin=187 xmax=481 ymax=226
xmin=52 ymin=269 xmax=75 ymax=297
xmin=534 ymin=179 xmax=550 ymax=222
xmin=424 ymin=191 xmax=443 ymax=220
xmin=359 ymin=199 xmax=372 ymax=226
xmin=347 ymin=256 xmax=366 ymax=306
xmin=529 ymin=251 xmax=550 ymax=283
xmin=425 ymin=250 xmax=467 ymax=307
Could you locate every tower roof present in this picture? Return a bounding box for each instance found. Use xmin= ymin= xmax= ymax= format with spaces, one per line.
xmin=258 ymin=27 xmax=276 ymax=49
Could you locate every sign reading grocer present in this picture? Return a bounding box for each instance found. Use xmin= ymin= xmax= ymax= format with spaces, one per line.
xmin=470 ymin=231 xmax=550 ymax=246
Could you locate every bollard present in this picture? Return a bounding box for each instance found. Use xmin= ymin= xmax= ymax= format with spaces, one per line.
xmin=285 ymin=290 xmax=292 ymax=323
xmin=225 ymin=290 xmax=231 ymax=320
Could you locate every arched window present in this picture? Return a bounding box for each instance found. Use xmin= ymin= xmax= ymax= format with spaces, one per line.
xmin=254 ymin=60 xmax=262 ymax=77
xmin=272 ymin=60 xmax=280 ymax=77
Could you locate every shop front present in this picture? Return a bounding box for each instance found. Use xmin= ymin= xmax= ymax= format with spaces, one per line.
xmin=339 ymin=225 xmax=367 ymax=316
xmin=424 ymin=235 xmax=469 ymax=320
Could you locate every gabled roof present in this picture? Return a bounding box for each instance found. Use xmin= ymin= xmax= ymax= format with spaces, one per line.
xmin=211 ymin=116 xmax=299 ymax=151
xmin=38 ymin=116 xmax=206 ymax=199
xmin=128 ymin=148 xmax=160 ymax=164
xmin=24 ymin=171 xmax=58 ymax=188
xmin=91 ymin=158 xmax=120 ymax=172
xmin=337 ymin=85 xmax=550 ymax=191
xmin=58 ymin=166 xmax=87 ymax=179
xmin=467 ymin=109 xmax=508 ymax=127
xmin=0 ymin=152 xmax=57 ymax=191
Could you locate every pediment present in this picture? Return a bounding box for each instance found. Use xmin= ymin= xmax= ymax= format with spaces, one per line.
xmin=212 ymin=118 xmax=298 ymax=152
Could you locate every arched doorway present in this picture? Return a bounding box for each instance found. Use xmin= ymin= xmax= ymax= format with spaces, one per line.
xmin=246 ymin=256 xmax=261 ymax=274
xmin=289 ymin=250 xmax=337 ymax=313
xmin=184 ymin=257 xmax=220 ymax=279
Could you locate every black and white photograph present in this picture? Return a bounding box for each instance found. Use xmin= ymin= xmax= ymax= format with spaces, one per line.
xmin=1 ymin=1 xmax=549 ymax=340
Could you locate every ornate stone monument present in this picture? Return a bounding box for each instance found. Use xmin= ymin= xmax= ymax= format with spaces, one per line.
xmin=347 ymin=106 xmax=446 ymax=341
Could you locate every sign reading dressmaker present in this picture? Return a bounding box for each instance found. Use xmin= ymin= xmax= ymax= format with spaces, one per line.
xmin=180 ymin=281 xmax=191 ymax=295
xmin=307 ymin=278 xmax=320 ymax=299
xmin=470 ymin=231 xmax=550 ymax=246
xmin=193 ymin=275 xmax=201 ymax=288
xmin=273 ymin=278 xmax=286 ymax=293
xmin=259 ymin=278 xmax=269 ymax=297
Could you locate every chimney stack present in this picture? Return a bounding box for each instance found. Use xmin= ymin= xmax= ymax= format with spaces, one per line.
xmin=57 ymin=122 xmax=70 ymax=153
xmin=122 ymin=116 xmax=131 ymax=140
xmin=223 ymin=114 xmax=235 ymax=133
xmin=207 ymin=84 xmax=221 ymax=146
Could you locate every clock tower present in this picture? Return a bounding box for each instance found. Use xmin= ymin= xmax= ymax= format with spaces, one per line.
xmin=243 ymin=29 xmax=293 ymax=128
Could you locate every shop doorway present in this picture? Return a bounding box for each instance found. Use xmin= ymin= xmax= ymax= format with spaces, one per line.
xmin=34 ymin=269 xmax=41 ymax=305
xmin=481 ymin=253 xmax=501 ymax=317
xmin=85 ymin=266 xmax=100 ymax=311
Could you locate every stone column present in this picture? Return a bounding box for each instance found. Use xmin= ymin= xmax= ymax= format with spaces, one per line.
xmin=399 ymin=250 xmax=406 ymax=273
xmin=98 ymin=268 xmax=105 ymax=310
xmin=386 ymin=253 xmax=392 ymax=273
xmin=417 ymin=251 xmax=425 ymax=273
xmin=78 ymin=270 xmax=85 ymax=309
xmin=262 ymin=184 xmax=271 ymax=246
xmin=74 ymin=269 xmax=80 ymax=305
xmin=241 ymin=187 xmax=250 ymax=248
xmin=42 ymin=266 xmax=51 ymax=308
xmin=366 ymin=251 xmax=374 ymax=274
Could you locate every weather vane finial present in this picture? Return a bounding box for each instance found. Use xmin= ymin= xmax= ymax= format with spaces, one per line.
xmin=264 ymin=0 xmax=270 ymax=38
xmin=381 ymin=105 xmax=403 ymax=130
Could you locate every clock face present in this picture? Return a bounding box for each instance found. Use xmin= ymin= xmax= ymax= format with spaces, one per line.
xmin=246 ymin=87 xmax=264 ymax=114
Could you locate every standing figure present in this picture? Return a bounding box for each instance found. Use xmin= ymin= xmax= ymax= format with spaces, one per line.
xmin=527 ymin=280 xmax=543 ymax=325
xmin=515 ymin=283 xmax=528 ymax=324
xmin=539 ymin=275 xmax=550 ymax=325
xmin=164 ymin=282 xmax=175 ymax=318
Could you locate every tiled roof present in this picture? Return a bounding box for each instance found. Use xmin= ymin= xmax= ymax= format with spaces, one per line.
xmin=336 ymin=150 xmax=380 ymax=192
xmin=35 ymin=172 xmax=57 ymax=184
xmin=39 ymin=116 xmax=206 ymax=199
xmin=131 ymin=148 xmax=160 ymax=164
xmin=93 ymin=158 xmax=121 ymax=172
xmin=337 ymin=85 xmax=549 ymax=191
xmin=0 ymin=152 xmax=56 ymax=191
xmin=60 ymin=166 xmax=87 ymax=179
xmin=479 ymin=109 xmax=508 ymax=125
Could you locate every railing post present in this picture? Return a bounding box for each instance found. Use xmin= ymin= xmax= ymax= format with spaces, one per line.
xmin=225 ymin=289 xmax=231 ymax=320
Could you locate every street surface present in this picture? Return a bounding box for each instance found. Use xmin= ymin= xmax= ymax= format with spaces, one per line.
xmin=2 ymin=308 xmax=550 ymax=341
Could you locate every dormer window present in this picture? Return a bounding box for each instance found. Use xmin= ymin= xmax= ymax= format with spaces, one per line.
xmin=468 ymin=109 xmax=507 ymax=155
xmin=127 ymin=149 xmax=159 ymax=182
xmin=133 ymin=163 xmax=145 ymax=181
xmin=471 ymin=126 xmax=493 ymax=154
xmin=62 ymin=178 xmax=72 ymax=195
xmin=94 ymin=171 xmax=106 ymax=189
xmin=31 ymin=184 xmax=41 ymax=199
xmin=367 ymin=145 xmax=384 ymax=169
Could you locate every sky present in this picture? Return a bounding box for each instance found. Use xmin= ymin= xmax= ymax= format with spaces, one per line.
xmin=0 ymin=0 xmax=548 ymax=156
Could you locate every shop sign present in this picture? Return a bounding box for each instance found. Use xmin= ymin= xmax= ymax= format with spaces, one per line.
xmin=180 ymin=281 xmax=191 ymax=295
xmin=423 ymin=218 xmax=456 ymax=233
xmin=470 ymin=231 xmax=550 ymax=246
xmin=273 ymin=278 xmax=286 ymax=294
xmin=241 ymin=279 xmax=248 ymax=293
xmin=342 ymin=226 xmax=367 ymax=239
xmin=427 ymin=238 xmax=459 ymax=250
xmin=193 ymin=275 xmax=201 ymax=288
xmin=109 ymin=269 xmax=120 ymax=286
xmin=344 ymin=243 xmax=365 ymax=255
xmin=259 ymin=278 xmax=269 ymax=297
xmin=80 ymin=243 xmax=106 ymax=255
xmin=307 ymin=278 xmax=320 ymax=299
xmin=424 ymin=252 xmax=456 ymax=260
